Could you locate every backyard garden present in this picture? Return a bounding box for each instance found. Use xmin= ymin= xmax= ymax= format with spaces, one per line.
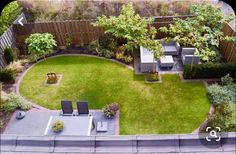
xmin=0 ymin=0 xmax=236 ymax=135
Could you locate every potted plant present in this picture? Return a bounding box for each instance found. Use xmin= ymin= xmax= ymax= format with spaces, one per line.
xmin=103 ymin=103 xmax=119 ymax=118
xmin=52 ymin=120 xmax=64 ymax=133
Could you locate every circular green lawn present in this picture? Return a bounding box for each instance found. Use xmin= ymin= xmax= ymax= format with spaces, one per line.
xmin=20 ymin=55 xmax=210 ymax=134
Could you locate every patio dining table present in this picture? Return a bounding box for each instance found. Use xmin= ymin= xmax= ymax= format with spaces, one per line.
xmin=44 ymin=115 xmax=94 ymax=136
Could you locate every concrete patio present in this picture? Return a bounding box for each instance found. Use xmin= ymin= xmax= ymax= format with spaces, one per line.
xmin=4 ymin=109 xmax=119 ymax=136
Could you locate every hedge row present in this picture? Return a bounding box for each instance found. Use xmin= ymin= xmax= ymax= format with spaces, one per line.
xmin=183 ymin=63 xmax=236 ymax=79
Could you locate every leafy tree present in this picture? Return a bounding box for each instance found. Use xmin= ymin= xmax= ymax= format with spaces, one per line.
xmin=25 ymin=33 xmax=57 ymax=82
xmin=92 ymin=3 xmax=163 ymax=63
xmin=25 ymin=33 xmax=57 ymax=60
xmin=0 ymin=1 xmax=22 ymax=35
xmin=160 ymin=4 xmax=235 ymax=62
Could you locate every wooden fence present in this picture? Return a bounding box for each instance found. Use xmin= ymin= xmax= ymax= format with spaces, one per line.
xmin=0 ymin=13 xmax=27 ymax=68
xmin=219 ymin=23 xmax=236 ymax=62
xmin=11 ymin=15 xmax=236 ymax=63
xmin=13 ymin=15 xmax=193 ymax=51
xmin=0 ymin=26 xmax=15 ymax=68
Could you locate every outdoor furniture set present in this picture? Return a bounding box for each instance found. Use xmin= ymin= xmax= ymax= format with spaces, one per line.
xmin=140 ymin=40 xmax=200 ymax=72
xmin=60 ymin=100 xmax=108 ymax=133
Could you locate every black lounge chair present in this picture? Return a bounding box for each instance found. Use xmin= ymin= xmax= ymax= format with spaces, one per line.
xmin=60 ymin=100 xmax=74 ymax=116
xmin=77 ymin=101 xmax=89 ymax=115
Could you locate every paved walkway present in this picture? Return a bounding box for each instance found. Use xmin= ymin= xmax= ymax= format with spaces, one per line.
xmin=4 ymin=110 xmax=119 ymax=136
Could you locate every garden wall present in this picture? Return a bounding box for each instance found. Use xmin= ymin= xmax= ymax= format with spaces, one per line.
xmin=219 ymin=23 xmax=236 ymax=62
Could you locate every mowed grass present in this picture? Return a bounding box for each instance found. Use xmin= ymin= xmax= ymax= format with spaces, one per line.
xmin=20 ymin=56 xmax=210 ymax=134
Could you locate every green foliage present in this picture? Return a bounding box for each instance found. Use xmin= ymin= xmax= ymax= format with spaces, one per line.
xmin=52 ymin=120 xmax=64 ymax=132
xmin=90 ymin=40 xmax=115 ymax=58
xmin=25 ymin=33 xmax=57 ymax=60
xmin=0 ymin=1 xmax=22 ymax=35
xmin=3 ymin=47 xmax=16 ymax=64
xmin=65 ymin=34 xmax=73 ymax=47
xmin=207 ymin=84 xmax=233 ymax=105
xmin=209 ymin=103 xmax=236 ymax=132
xmin=183 ymin=63 xmax=236 ymax=79
xmin=7 ymin=60 xmax=25 ymax=73
xmin=221 ymin=73 xmax=233 ymax=86
xmin=124 ymin=55 xmax=133 ymax=64
xmin=1 ymin=99 xmax=18 ymax=112
xmin=160 ymin=4 xmax=235 ymax=62
xmin=103 ymin=103 xmax=119 ymax=118
xmin=93 ymin=3 xmax=163 ymax=59
xmin=1 ymin=92 xmax=32 ymax=112
xmin=98 ymin=33 xmax=117 ymax=50
xmin=0 ymin=69 xmax=16 ymax=84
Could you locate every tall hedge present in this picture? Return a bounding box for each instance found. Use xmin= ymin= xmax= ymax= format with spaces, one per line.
xmin=183 ymin=63 xmax=236 ymax=79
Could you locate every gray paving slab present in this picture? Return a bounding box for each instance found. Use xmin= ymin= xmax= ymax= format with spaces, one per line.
xmin=0 ymin=134 xmax=17 ymax=151
xmin=137 ymin=135 xmax=179 ymax=153
xmin=14 ymin=136 xmax=54 ymax=153
xmin=179 ymin=134 xmax=223 ymax=152
xmin=95 ymin=136 xmax=137 ymax=153
xmin=0 ymin=152 xmax=26 ymax=154
xmin=4 ymin=110 xmax=117 ymax=136
xmin=221 ymin=133 xmax=236 ymax=152
xmin=54 ymin=136 xmax=95 ymax=153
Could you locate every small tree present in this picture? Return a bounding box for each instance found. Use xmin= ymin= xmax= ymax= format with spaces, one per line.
xmin=160 ymin=4 xmax=235 ymax=62
xmin=25 ymin=33 xmax=57 ymax=60
xmin=25 ymin=33 xmax=57 ymax=83
xmin=93 ymin=3 xmax=163 ymax=74
xmin=93 ymin=3 xmax=163 ymax=55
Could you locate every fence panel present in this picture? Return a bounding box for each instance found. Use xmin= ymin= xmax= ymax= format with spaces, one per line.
xmin=0 ymin=26 xmax=16 ymax=68
xmin=219 ymin=23 xmax=236 ymax=62
xmin=12 ymin=17 xmax=236 ymax=63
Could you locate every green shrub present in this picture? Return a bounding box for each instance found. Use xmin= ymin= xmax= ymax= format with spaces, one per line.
xmin=221 ymin=74 xmax=233 ymax=86
xmin=0 ymin=68 xmax=16 ymax=83
xmin=52 ymin=120 xmax=64 ymax=132
xmin=183 ymin=63 xmax=236 ymax=79
xmin=7 ymin=60 xmax=24 ymax=73
xmin=209 ymin=103 xmax=236 ymax=132
xmin=1 ymin=92 xmax=32 ymax=112
xmin=226 ymin=84 xmax=236 ymax=103
xmin=98 ymin=33 xmax=117 ymax=50
xmin=3 ymin=47 xmax=16 ymax=64
xmin=124 ymin=55 xmax=133 ymax=64
xmin=97 ymin=48 xmax=114 ymax=58
xmin=2 ymin=101 xmax=18 ymax=112
xmin=207 ymin=84 xmax=233 ymax=105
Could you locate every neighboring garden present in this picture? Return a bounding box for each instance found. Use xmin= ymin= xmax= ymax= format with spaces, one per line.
xmin=0 ymin=1 xmax=236 ymax=134
xmin=18 ymin=0 xmax=221 ymax=22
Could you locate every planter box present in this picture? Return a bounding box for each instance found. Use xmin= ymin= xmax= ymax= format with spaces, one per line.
xmin=140 ymin=46 xmax=157 ymax=73
xmin=181 ymin=47 xmax=200 ymax=65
